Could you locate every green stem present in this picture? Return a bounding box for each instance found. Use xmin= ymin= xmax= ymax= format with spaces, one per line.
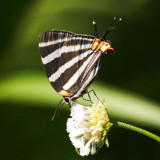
xmin=112 ymin=121 xmax=160 ymax=143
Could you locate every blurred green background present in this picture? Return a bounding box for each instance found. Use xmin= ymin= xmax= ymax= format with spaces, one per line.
xmin=0 ymin=0 xmax=160 ymax=159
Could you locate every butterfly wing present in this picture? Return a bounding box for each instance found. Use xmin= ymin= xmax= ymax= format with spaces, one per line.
xmin=78 ymin=50 xmax=102 ymax=93
xmin=53 ymin=34 xmax=102 ymax=97
xmin=39 ymin=30 xmax=96 ymax=95
xmin=39 ymin=30 xmax=75 ymax=92
xmin=66 ymin=49 xmax=102 ymax=98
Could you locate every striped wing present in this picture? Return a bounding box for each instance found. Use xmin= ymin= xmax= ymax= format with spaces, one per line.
xmin=39 ymin=30 xmax=75 ymax=92
xmin=39 ymin=30 xmax=97 ymax=95
xmin=72 ymin=49 xmax=102 ymax=98
xmin=58 ymin=36 xmax=101 ymax=95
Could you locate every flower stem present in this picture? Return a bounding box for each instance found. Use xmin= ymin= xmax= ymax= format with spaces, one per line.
xmin=112 ymin=121 xmax=160 ymax=143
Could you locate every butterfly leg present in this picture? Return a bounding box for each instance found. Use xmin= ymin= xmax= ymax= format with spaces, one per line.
xmin=82 ymin=95 xmax=93 ymax=103
xmin=87 ymin=89 xmax=102 ymax=103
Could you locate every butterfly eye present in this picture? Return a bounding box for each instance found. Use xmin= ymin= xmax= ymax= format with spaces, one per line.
xmin=107 ymin=49 xmax=115 ymax=55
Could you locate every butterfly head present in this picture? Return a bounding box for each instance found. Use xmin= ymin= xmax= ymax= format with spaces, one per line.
xmin=91 ymin=39 xmax=114 ymax=55
xmin=105 ymin=41 xmax=115 ymax=55
xmin=106 ymin=47 xmax=115 ymax=55
xmin=102 ymin=41 xmax=114 ymax=55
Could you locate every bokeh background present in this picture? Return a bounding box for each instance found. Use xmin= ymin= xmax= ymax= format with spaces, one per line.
xmin=0 ymin=0 xmax=160 ymax=160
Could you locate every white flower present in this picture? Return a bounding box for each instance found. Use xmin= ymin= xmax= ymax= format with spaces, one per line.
xmin=67 ymin=101 xmax=111 ymax=156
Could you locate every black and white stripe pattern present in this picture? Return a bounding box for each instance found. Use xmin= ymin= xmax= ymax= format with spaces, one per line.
xmin=39 ymin=30 xmax=102 ymax=98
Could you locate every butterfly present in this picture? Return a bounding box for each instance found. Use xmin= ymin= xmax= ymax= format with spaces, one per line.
xmin=38 ymin=18 xmax=121 ymax=104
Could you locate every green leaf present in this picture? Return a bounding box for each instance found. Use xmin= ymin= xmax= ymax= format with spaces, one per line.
xmin=105 ymin=136 xmax=109 ymax=148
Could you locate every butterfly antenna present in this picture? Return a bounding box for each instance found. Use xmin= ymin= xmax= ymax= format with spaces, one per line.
xmin=102 ymin=17 xmax=122 ymax=41
xmin=92 ymin=21 xmax=99 ymax=38
xmin=51 ymin=99 xmax=63 ymax=121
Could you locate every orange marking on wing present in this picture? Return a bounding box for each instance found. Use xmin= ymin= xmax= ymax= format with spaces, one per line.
xmin=58 ymin=90 xmax=71 ymax=97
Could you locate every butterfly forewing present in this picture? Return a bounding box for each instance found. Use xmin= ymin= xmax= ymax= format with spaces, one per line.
xmin=73 ymin=50 xmax=102 ymax=97
xmin=39 ymin=31 xmax=75 ymax=92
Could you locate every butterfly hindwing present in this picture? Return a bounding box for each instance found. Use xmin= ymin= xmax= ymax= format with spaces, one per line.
xmin=72 ymin=50 xmax=102 ymax=97
xmin=59 ymin=35 xmax=95 ymax=94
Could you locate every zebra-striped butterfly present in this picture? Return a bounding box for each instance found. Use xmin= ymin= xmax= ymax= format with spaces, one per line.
xmin=38 ymin=18 xmax=121 ymax=104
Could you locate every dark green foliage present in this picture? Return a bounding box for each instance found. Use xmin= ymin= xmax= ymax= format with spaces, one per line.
xmin=0 ymin=0 xmax=160 ymax=159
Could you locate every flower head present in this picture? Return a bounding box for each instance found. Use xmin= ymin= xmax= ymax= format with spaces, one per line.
xmin=67 ymin=101 xmax=112 ymax=156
